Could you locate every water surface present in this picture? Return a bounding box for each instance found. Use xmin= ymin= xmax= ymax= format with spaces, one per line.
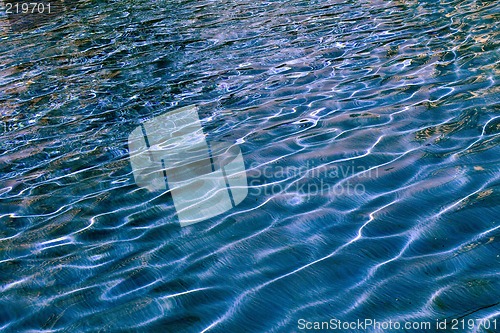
xmin=1 ymin=0 xmax=499 ymax=332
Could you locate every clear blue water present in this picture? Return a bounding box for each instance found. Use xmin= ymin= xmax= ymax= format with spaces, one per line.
xmin=1 ymin=0 xmax=499 ymax=332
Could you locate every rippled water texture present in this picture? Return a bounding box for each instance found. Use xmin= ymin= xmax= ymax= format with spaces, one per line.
xmin=1 ymin=0 xmax=499 ymax=331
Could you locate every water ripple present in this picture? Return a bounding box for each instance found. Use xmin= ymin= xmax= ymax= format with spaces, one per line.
xmin=1 ymin=0 xmax=499 ymax=331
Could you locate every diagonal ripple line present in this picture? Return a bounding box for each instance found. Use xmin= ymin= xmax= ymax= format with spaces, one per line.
xmin=202 ymin=199 xmax=399 ymax=331
xmin=452 ymin=115 xmax=500 ymax=158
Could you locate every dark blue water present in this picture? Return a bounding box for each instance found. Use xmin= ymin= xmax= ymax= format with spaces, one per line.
xmin=1 ymin=0 xmax=499 ymax=332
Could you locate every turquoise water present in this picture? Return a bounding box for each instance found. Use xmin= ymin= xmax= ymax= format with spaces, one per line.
xmin=1 ymin=0 xmax=499 ymax=332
